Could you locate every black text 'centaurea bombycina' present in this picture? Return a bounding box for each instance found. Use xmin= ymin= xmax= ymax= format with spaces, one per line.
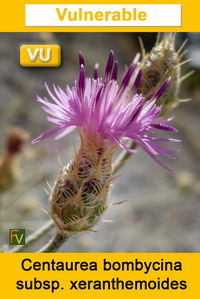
xmin=32 ymin=51 xmax=180 ymax=236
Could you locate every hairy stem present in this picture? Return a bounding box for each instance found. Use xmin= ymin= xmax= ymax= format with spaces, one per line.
xmin=37 ymin=232 xmax=68 ymax=253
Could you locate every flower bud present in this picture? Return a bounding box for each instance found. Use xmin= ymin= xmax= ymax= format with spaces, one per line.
xmin=50 ymin=134 xmax=114 ymax=236
xmin=139 ymin=33 xmax=191 ymax=114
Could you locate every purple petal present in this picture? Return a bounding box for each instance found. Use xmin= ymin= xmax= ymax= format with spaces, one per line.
xmin=144 ymin=148 xmax=174 ymax=172
xmin=95 ymin=85 xmax=104 ymax=103
xmin=152 ymin=77 xmax=171 ymax=100
xmin=111 ymin=133 xmax=138 ymax=153
xmin=53 ymin=84 xmax=69 ymax=106
xmin=111 ymin=61 xmax=118 ymax=81
xmin=132 ymin=69 xmax=142 ymax=95
xmin=120 ymin=63 xmax=136 ymax=89
xmin=93 ymin=63 xmax=99 ymax=80
xmin=79 ymin=52 xmax=85 ymax=67
xmin=54 ymin=126 xmax=76 ymax=140
xmin=135 ymin=138 xmax=174 ymax=172
xmin=116 ymin=63 xmax=136 ymax=102
xmin=44 ymin=83 xmax=62 ymax=106
xmin=78 ymin=65 xmax=86 ymax=98
xmin=104 ymin=50 xmax=114 ymax=81
xmin=46 ymin=116 xmax=63 ymax=124
xmin=151 ymin=122 xmax=178 ymax=132
xmin=32 ymin=126 xmax=64 ymax=144
xmin=149 ymin=142 xmax=179 ymax=157
xmin=126 ymin=99 xmax=145 ymax=126
xmin=144 ymin=136 xmax=181 ymax=143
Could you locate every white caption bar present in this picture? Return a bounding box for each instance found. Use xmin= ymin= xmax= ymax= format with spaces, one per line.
xmin=25 ymin=4 xmax=181 ymax=27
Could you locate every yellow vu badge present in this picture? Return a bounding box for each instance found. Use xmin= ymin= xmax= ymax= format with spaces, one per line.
xmin=20 ymin=45 xmax=61 ymax=67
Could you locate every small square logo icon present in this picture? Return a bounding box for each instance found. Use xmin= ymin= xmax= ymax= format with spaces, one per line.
xmin=9 ymin=229 xmax=26 ymax=245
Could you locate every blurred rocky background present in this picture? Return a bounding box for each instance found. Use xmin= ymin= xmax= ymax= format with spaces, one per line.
xmin=0 ymin=32 xmax=200 ymax=252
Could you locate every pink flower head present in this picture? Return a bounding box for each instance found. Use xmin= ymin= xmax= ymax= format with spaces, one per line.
xmin=32 ymin=51 xmax=180 ymax=171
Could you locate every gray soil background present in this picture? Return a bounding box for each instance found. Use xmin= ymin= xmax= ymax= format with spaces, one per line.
xmin=0 ymin=32 xmax=200 ymax=252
